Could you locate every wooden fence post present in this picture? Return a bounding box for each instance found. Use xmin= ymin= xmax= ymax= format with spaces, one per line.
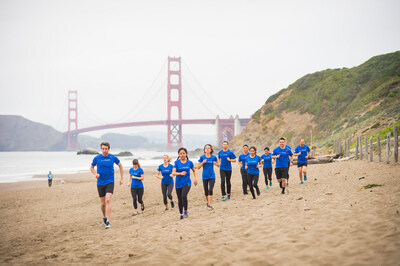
xmin=360 ymin=136 xmax=363 ymax=160
xmin=365 ymin=136 xmax=368 ymax=161
xmin=369 ymin=137 xmax=373 ymax=162
xmin=344 ymin=140 xmax=347 ymax=157
xmin=355 ymin=137 xmax=359 ymax=159
xmin=386 ymin=133 xmax=391 ymax=164
xmin=394 ymin=126 xmax=398 ymax=163
xmin=377 ymin=133 xmax=381 ymax=162
xmin=348 ymin=139 xmax=350 ymax=156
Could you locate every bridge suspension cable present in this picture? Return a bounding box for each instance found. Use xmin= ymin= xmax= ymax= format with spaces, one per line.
xmin=182 ymin=60 xmax=229 ymax=118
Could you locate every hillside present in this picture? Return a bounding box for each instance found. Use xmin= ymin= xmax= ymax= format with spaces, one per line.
xmin=0 ymin=115 xmax=67 ymax=151
xmin=231 ymin=51 xmax=400 ymax=151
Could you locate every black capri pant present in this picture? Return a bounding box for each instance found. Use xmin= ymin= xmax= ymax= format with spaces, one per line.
xmin=161 ymin=183 xmax=173 ymax=205
xmin=202 ymin=178 xmax=216 ymax=196
xmin=131 ymin=187 xmax=144 ymax=209
xmin=176 ymin=185 xmax=191 ymax=215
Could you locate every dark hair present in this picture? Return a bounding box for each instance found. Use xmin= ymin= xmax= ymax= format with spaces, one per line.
xmin=177 ymin=147 xmax=189 ymax=160
xmin=203 ymin=144 xmax=214 ymax=154
xmin=132 ymin=159 xmax=141 ymax=168
xmin=222 ymin=141 xmax=229 ymax=145
xmin=100 ymin=142 xmax=110 ymax=149
xmin=264 ymin=147 xmax=269 ymax=151
xmin=243 ymin=144 xmax=249 ymax=148
xmin=249 ymin=146 xmax=257 ymax=153
xmin=279 ymin=137 xmax=286 ymax=141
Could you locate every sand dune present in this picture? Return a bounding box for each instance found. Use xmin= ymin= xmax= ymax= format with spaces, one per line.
xmin=1 ymin=160 xmax=399 ymax=265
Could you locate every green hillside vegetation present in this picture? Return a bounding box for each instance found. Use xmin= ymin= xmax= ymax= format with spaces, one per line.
xmin=250 ymin=51 xmax=400 ymax=148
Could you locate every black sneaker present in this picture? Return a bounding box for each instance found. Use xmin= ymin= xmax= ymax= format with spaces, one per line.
xmin=102 ymin=217 xmax=107 ymax=226
xmin=171 ymin=201 xmax=175 ymax=208
xmin=256 ymin=189 xmax=260 ymax=196
xmin=141 ymin=204 xmax=145 ymax=211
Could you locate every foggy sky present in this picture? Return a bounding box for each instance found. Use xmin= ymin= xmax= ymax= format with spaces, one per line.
xmin=0 ymin=0 xmax=399 ymax=137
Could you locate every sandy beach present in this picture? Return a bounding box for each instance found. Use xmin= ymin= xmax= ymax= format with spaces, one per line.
xmin=1 ymin=160 xmax=400 ymax=265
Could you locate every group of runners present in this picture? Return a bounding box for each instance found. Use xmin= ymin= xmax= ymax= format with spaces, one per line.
xmin=90 ymin=138 xmax=311 ymax=228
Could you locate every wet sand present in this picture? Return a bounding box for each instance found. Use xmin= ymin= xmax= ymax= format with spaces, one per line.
xmin=1 ymin=160 xmax=400 ymax=265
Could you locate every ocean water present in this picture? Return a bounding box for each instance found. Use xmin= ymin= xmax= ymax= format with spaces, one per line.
xmin=0 ymin=150 xmax=177 ymax=183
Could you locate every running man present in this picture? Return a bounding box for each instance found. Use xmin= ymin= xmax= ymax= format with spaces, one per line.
xmin=171 ymin=147 xmax=198 ymax=220
xmin=129 ymin=159 xmax=145 ymax=216
xmin=217 ymin=141 xmax=236 ymax=201
xmin=238 ymin=144 xmax=250 ymax=195
xmin=272 ymin=138 xmax=293 ymax=195
xmin=294 ymin=139 xmax=311 ymax=184
xmin=90 ymin=142 xmax=123 ymax=229
xmin=47 ymin=171 xmax=53 ymax=187
xmin=198 ymin=144 xmax=220 ymax=210
xmin=261 ymin=147 xmax=275 ymax=190
xmin=283 ymin=137 xmax=293 ymax=187
xmin=156 ymin=155 xmax=175 ymax=210
xmin=245 ymin=146 xmax=262 ymax=199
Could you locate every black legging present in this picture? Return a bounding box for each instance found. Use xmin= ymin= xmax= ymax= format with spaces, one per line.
xmin=263 ymin=168 xmax=273 ymax=186
xmin=240 ymin=169 xmax=249 ymax=194
xmin=131 ymin=187 xmax=144 ymax=209
xmin=202 ymin=178 xmax=215 ymax=196
xmin=161 ymin=184 xmax=173 ymax=205
xmin=176 ymin=185 xmax=191 ymax=214
xmin=220 ymin=169 xmax=232 ymax=196
xmin=247 ymin=173 xmax=260 ymax=199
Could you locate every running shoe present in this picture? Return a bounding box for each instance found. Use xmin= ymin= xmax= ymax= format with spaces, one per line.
xmin=300 ymin=181 xmax=304 ymax=184
xmin=184 ymin=211 xmax=189 ymax=218
xmin=165 ymin=207 xmax=169 ymax=211
xmin=141 ymin=204 xmax=145 ymax=211
xmin=221 ymin=196 xmax=226 ymax=201
xmin=281 ymin=191 xmax=285 ymax=195
xmin=171 ymin=201 xmax=175 ymax=208
xmin=266 ymin=187 xmax=269 ymax=190
xmin=287 ymin=183 xmax=289 ymax=187
xmin=102 ymin=217 xmax=107 ymax=226
xmin=256 ymin=188 xmax=260 ymax=196
xmin=209 ymin=205 xmax=214 ymax=210
xmin=269 ymin=181 xmax=272 ymax=186
xmin=133 ymin=211 xmax=139 ymax=216
xmin=227 ymin=195 xmax=231 ymax=200
xmin=304 ymin=176 xmax=307 ymax=181
xmin=180 ymin=214 xmax=184 ymax=220
xmin=105 ymin=221 xmax=111 ymax=229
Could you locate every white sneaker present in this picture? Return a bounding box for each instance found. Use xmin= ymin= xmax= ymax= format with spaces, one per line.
xmin=105 ymin=221 xmax=111 ymax=229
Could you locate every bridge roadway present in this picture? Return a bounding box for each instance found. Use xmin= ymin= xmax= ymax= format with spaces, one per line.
xmin=65 ymin=118 xmax=251 ymax=135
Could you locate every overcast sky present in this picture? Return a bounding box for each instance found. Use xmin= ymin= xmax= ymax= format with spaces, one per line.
xmin=0 ymin=0 xmax=399 ymax=137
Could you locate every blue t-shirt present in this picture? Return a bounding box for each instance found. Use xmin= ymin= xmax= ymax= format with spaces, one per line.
xmin=198 ymin=154 xmax=218 ymax=179
xmin=157 ymin=164 xmax=174 ymax=185
xmin=173 ymin=159 xmax=194 ymax=188
xmin=272 ymin=146 xmax=293 ymax=168
xmin=295 ymin=145 xmax=311 ymax=163
xmin=130 ymin=167 xmax=144 ymax=188
xmin=261 ymin=154 xmax=273 ymax=168
xmin=48 ymin=174 xmax=53 ymax=180
xmin=218 ymin=149 xmax=236 ymax=171
xmin=91 ymin=154 xmax=120 ymax=185
xmin=246 ymin=155 xmax=261 ymax=175
xmin=238 ymin=153 xmax=250 ymax=171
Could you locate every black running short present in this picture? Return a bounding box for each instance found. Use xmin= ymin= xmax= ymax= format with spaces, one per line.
xmin=297 ymin=163 xmax=308 ymax=168
xmin=97 ymin=182 xmax=114 ymax=197
xmin=275 ymin=167 xmax=289 ymax=180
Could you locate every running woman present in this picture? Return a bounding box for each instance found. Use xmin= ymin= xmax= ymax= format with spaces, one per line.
xmin=171 ymin=147 xmax=198 ymax=220
xmin=272 ymin=138 xmax=293 ymax=195
xmin=90 ymin=142 xmax=123 ymax=229
xmin=294 ymin=139 xmax=311 ymax=184
xmin=156 ymin=155 xmax=175 ymax=210
xmin=283 ymin=137 xmax=293 ymax=187
xmin=261 ymin=147 xmax=275 ymax=190
xmin=129 ymin=159 xmax=145 ymax=215
xmin=198 ymin=144 xmax=220 ymax=210
xmin=217 ymin=141 xmax=236 ymax=201
xmin=245 ymin=146 xmax=262 ymax=199
xmin=238 ymin=144 xmax=250 ymax=195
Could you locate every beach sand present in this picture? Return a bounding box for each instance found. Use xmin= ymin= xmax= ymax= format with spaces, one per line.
xmin=1 ymin=160 xmax=399 ymax=265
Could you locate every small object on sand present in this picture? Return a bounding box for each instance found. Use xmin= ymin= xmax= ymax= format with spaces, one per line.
xmin=362 ymin=184 xmax=382 ymax=189
xmin=304 ymin=208 xmax=311 ymax=211
xmin=351 ymin=204 xmax=353 ymax=207
xmin=325 ymin=192 xmax=333 ymax=195
xmin=61 ymin=180 xmax=65 ymax=184
xmin=180 ymin=236 xmax=183 ymax=240
xmin=304 ymin=227 xmax=306 ymax=230
xmin=359 ymin=177 xmax=365 ymax=180
xmin=297 ymin=197 xmax=303 ymax=200
xmin=397 ymin=210 xmax=399 ymax=214
xmin=128 ymin=254 xmax=134 ymax=257
xmin=314 ymin=178 xmax=317 ymax=181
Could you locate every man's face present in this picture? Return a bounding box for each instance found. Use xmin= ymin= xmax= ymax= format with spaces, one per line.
xmin=101 ymin=145 xmax=109 ymax=156
xmin=300 ymin=139 xmax=305 ymax=146
xmin=243 ymin=146 xmax=249 ymax=153
xmin=279 ymin=140 xmax=285 ymax=147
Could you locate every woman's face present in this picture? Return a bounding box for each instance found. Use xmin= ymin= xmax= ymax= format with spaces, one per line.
xmin=250 ymin=148 xmax=256 ymax=156
xmin=133 ymin=163 xmax=138 ymax=168
xmin=264 ymin=149 xmax=269 ymax=155
xmin=163 ymin=155 xmax=169 ymax=163
xmin=204 ymin=145 xmax=211 ymax=154
xmin=179 ymin=150 xmax=187 ymax=160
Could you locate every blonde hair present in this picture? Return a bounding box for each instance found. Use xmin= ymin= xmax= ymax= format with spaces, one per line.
xmin=163 ymin=155 xmax=172 ymax=163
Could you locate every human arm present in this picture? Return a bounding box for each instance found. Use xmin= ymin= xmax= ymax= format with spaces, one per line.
xmin=90 ymin=165 xmax=100 ymax=178
xmin=197 ymin=159 xmax=207 ymax=169
xmin=156 ymin=171 xmax=163 ymax=180
xmin=191 ymin=167 xmax=198 ymax=186
xmin=117 ymin=162 xmax=124 ymax=185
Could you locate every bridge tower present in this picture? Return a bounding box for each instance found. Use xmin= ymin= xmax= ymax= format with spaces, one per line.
xmin=67 ymin=90 xmax=79 ymax=151
xmin=167 ymin=57 xmax=183 ymax=148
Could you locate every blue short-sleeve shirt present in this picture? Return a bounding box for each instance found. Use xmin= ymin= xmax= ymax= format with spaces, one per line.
xmin=91 ymin=154 xmax=120 ymax=185
xmin=198 ymin=154 xmax=218 ymax=179
xmin=130 ymin=167 xmax=144 ymax=188
xmin=173 ymin=159 xmax=194 ymax=188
